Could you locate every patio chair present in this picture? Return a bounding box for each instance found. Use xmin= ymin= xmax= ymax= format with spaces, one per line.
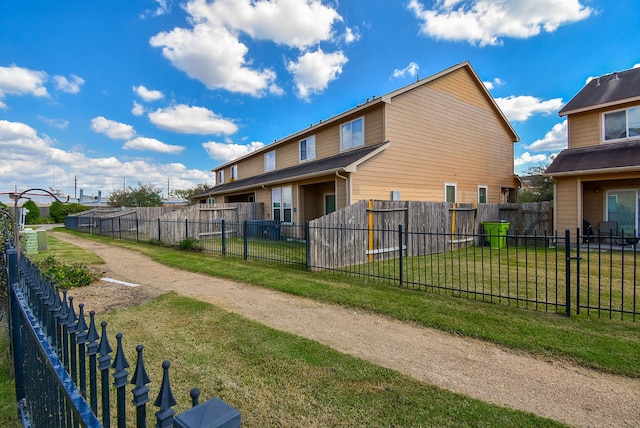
xmin=597 ymin=221 xmax=618 ymax=244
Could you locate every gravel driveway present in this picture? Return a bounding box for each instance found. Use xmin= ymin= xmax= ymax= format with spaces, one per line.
xmin=52 ymin=232 xmax=640 ymax=428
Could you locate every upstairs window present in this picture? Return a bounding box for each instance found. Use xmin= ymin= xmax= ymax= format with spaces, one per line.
xmin=230 ymin=165 xmax=238 ymax=180
xmin=217 ymin=170 xmax=224 ymax=185
xmin=340 ymin=117 xmax=364 ymax=150
xmin=265 ymin=151 xmax=276 ymax=171
xmin=299 ymin=136 xmax=316 ymax=162
xmin=603 ymin=107 xmax=640 ymax=141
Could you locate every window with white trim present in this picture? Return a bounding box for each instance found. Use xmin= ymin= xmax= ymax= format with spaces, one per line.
xmin=272 ymin=186 xmax=292 ymax=222
xmin=603 ymin=106 xmax=640 ymax=141
xmin=445 ymin=183 xmax=457 ymax=203
xmin=230 ymin=165 xmax=238 ymax=180
xmin=217 ymin=170 xmax=224 ymax=185
xmin=340 ymin=117 xmax=364 ymax=150
xmin=265 ymin=151 xmax=276 ymax=172
xmin=299 ymin=136 xmax=316 ymax=162
xmin=478 ymin=186 xmax=488 ymax=203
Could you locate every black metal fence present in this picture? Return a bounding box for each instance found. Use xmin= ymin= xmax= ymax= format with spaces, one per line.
xmin=65 ymin=216 xmax=640 ymax=321
xmin=3 ymin=239 xmax=241 ymax=427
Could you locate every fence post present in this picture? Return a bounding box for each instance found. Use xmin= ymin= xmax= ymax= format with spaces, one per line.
xmin=221 ymin=220 xmax=226 ymax=256
xmin=155 ymin=360 xmax=177 ymax=428
xmin=112 ymin=333 xmax=130 ymax=428
xmin=565 ymin=229 xmax=571 ymax=317
xmin=398 ymin=224 xmax=403 ymax=287
xmin=185 ymin=218 xmax=189 ymax=239
xmin=305 ymin=222 xmax=311 ymax=271
xmin=158 ymin=218 xmax=161 ymax=244
xmin=136 ymin=217 xmax=139 ymax=242
xmin=575 ymin=228 xmax=581 ymax=315
xmin=243 ymin=221 xmax=248 ymax=261
xmin=8 ymin=248 xmax=26 ymax=403
xmin=131 ymin=345 xmax=151 ymax=427
xmin=98 ymin=321 xmax=113 ymax=427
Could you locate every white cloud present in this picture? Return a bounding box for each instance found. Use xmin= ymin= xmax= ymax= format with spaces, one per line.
xmin=0 ymin=119 xmax=214 ymax=199
xmin=123 ymin=137 xmax=185 ymax=154
xmin=0 ymin=64 xmax=49 ymax=99
xmin=38 ymin=116 xmax=69 ymax=129
xmin=150 ymin=0 xmax=349 ymax=97
xmin=132 ymin=101 xmax=145 ymax=116
xmin=514 ymin=151 xmax=548 ymax=167
xmin=483 ymin=77 xmax=504 ymax=90
xmin=0 ymin=120 xmax=51 ymax=155
xmin=392 ymin=62 xmax=420 ymax=79
xmin=202 ymin=140 xmax=264 ymax=162
xmin=192 ymin=0 xmax=342 ymax=49
xmin=148 ymin=104 xmax=238 ymax=135
xmin=150 ymin=22 xmax=280 ymax=96
xmin=0 ymin=100 xmax=5 ymax=109
xmin=53 ymin=74 xmax=85 ymax=94
xmin=408 ymin=0 xmax=593 ymax=46
xmin=494 ymin=95 xmax=563 ymax=122
xmin=527 ymin=120 xmax=568 ymax=151
xmin=90 ymin=116 xmax=136 ymax=140
xmin=287 ymin=48 xmax=348 ymax=101
xmin=133 ymin=85 xmax=164 ymax=101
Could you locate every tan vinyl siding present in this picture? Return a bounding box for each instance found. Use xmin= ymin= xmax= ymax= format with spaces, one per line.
xmin=567 ymin=111 xmax=601 ymax=148
xmin=361 ymin=67 xmax=515 ymax=203
xmin=554 ymin=177 xmax=579 ymax=232
xmin=567 ymin=101 xmax=640 ymax=149
xmin=215 ymin=105 xmax=387 ymax=180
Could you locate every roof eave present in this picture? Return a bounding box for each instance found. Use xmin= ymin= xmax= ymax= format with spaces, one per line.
xmin=559 ymin=95 xmax=640 ymax=117
xmin=545 ymin=165 xmax=640 ymax=177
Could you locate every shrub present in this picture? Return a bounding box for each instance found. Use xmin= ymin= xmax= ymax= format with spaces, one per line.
xmin=178 ymin=237 xmax=203 ymax=252
xmin=23 ymin=201 xmax=40 ymax=224
xmin=34 ymin=255 xmax=101 ymax=289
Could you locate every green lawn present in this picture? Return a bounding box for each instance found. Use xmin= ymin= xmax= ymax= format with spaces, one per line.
xmin=3 ymin=229 xmax=639 ymax=426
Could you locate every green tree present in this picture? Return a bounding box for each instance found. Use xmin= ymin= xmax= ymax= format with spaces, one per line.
xmin=50 ymin=201 xmax=89 ymax=223
xmin=172 ymin=183 xmax=211 ymax=203
xmin=23 ymin=200 xmax=40 ymax=224
xmin=519 ymin=160 xmax=554 ymax=202
xmin=108 ymin=182 xmax=164 ymax=207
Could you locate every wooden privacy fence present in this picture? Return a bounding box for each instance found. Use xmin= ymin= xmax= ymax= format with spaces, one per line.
xmin=308 ymin=200 xmax=552 ymax=270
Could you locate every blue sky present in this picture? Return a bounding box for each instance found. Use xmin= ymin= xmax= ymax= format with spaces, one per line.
xmin=1 ymin=0 xmax=639 ymax=202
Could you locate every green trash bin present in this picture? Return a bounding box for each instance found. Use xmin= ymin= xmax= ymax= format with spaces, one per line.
xmin=483 ymin=221 xmax=510 ymax=249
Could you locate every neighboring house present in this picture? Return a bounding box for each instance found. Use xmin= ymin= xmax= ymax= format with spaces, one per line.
xmin=546 ymin=66 xmax=640 ymax=237
xmin=196 ymin=61 xmax=520 ymax=224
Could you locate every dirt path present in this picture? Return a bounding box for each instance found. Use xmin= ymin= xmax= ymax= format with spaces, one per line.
xmin=51 ymin=232 xmax=640 ymax=428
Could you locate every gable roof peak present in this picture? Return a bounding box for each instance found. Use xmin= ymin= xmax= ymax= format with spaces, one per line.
xmin=559 ymin=66 xmax=640 ymax=116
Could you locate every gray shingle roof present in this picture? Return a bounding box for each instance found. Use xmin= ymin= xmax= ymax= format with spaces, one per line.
xmin=545 ymin=141 xmax=640 ymax=176
xmin=196 ymin=142 xmax=388 ymax=197
xmin=559 ymin=67 xmax=640 ymax=116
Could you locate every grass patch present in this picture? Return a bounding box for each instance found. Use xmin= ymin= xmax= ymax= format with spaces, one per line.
xmin=102 ymin=293 xmax=563 ymax=427
xmin=0 ymin=334 xmax=19 ymax=427
xmin=57 ymin=230 xmax=640 ymax=377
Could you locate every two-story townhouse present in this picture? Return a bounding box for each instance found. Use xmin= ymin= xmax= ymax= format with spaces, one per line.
xmin=546 ymin=66 xmax=640 ymax=237
xmin=196 ymin=61 xmax=520 ymax=223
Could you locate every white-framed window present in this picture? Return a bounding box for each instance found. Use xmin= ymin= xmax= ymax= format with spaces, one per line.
xmin=272 ymin=186 xmax=292 ymax=222
xmin=206 ymin=197 xmax=216 ymax=204
xmin=478 ymin=186 xmax=488 ymax=203
xmin=445 ymin=183 xmax=457 ymax=203
xmin=230 ymin=165 xmax=238 ymax=180
xmin=265 ymin=150 xmax=276 ymax=172
xmin=299 ymin=135 xmax=316 ymax=162
xmin=603 ymin=106 xmax=640 ymax=141
xmin=340 ymin=117 xmax=364 ymax=151
xmin=217 ymin=170 xmax=224 ymax=185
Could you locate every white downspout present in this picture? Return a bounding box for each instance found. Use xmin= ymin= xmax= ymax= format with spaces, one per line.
xmin=336 ymin=171 xmax=349 ymax=206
